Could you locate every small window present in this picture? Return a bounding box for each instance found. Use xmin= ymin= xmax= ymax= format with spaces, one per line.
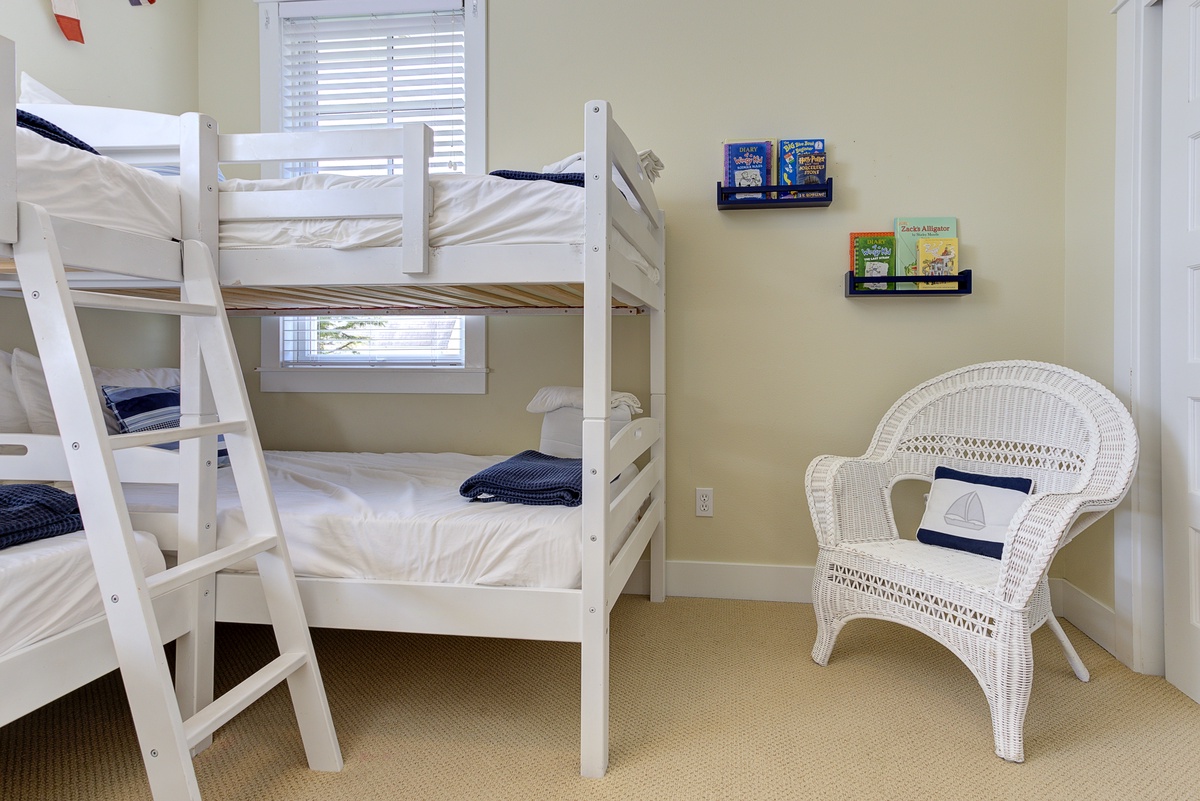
xmin=256 ymin=0 xmax=488 ymax=393
xmin=260 ymin=315 xmax=486 ymax=393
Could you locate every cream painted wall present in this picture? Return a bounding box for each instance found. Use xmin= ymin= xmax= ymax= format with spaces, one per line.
xmin=3 ymin=2 xmax=1123 ymax=604
xmin=0 ymin=2 xmax=197 ymax=369
xmin=1058 ymin=0 xmax=1119 ymax=607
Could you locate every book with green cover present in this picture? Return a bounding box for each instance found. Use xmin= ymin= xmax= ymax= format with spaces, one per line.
xmin=850 ymin=231 xmax=896 ymax=291
xmin=894 ymin=217 xmax=957 ymax=291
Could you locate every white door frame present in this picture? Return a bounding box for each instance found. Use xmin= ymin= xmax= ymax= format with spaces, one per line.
xmin=1112 ymin=0 xmax=1165 ymax=675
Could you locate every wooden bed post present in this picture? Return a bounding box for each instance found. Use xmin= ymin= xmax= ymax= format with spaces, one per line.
xmin=0 ymin=37 xmax=15 ymax=246
xmin=579 ymin=99 xmax=614 ymax=778
xmin=175 ymin=114 xmax=221 ymax=755
xmin=650 ymin=207 xmax=667 ymax=603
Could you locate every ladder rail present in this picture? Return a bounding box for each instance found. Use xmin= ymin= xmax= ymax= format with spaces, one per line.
xmin=11 ymin=201 xmax=343 ymax=800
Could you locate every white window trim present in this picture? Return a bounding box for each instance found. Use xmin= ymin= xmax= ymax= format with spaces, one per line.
xmin=255 ymin=0 xmax=489 ymax=394
xmin=259 ymin=315 xmax=486 ymax=393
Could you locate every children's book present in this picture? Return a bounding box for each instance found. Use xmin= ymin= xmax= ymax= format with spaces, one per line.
xmin=894 ymin=217 xmax=957 ymax=290
xmin=915 ymin=237 xmax=959 ymax=289
xmin=779 ymin=139 xmax=826 ymax=198
xmin=850 ymin=231 xmax=896 ymax=291
xmin=724 ymin=140 xmax=775 ymax=199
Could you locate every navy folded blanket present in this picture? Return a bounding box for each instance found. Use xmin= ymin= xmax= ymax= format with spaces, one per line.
xmin=459 ymin=450 xmax=583 ymax=507
xmin=0 ymin=483 xmax=84 ymax=550
xmin=489 ymin=170 xmax=585 ymax=188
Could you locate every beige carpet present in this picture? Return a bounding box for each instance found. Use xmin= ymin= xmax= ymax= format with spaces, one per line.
xmin=2 ymin=596 xmax=1198 ymax=800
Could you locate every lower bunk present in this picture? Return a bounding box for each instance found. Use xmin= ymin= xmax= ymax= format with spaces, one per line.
xmin=120 ymin=398 xmax=665 ymax=777
xmin=0 ymin=486 xmax=191 ymax=730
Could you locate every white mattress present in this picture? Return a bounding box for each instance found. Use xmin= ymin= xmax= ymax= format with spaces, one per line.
xmin=122 ymin=450 xmax=636 ymax=590
xmin=0 ymin=529 xmax=166 ymax=658
xmin=15 ymin=127 xmax=181 ymax=241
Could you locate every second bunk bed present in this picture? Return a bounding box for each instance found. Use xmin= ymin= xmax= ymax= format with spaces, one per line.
xmin=6 ymin=85 xmax=667 ymax=778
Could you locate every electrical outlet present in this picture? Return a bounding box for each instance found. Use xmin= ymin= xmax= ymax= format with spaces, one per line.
xmin=696 ymin=487 xmax=714 ymax=517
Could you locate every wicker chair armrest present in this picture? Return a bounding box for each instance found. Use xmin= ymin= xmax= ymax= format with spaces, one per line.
xmin=996 ymin=491 xmax=1113 ymax=608
xmin=805 ymin=455 xmax=899 ymax=548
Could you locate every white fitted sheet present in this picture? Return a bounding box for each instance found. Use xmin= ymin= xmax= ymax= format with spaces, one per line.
xmin=0 ymin=529 xmax=166 ymax=658
xmin=122 ymin=451 xmax=636 ymax=590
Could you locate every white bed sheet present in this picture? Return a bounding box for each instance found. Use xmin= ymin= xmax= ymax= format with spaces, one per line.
xmin=0 ymin=529 xmax=166 ymax=657
xmin=15 ymin=127 xmax=181 ymax=241
xmin=219 ymin=173 xmax=659 ymax=281
xmin=122 ymin=451 xmax=634 ymax=590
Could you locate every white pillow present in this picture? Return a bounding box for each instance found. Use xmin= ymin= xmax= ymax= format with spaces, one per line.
xmin=526 ymin=386 xmax=642 ymax=415
xmin=11 ymin=349 xmax=56 ymax=435
xmin=11 ymin=349 xmax=181 ymax=435
xmin=19 ymin=73 xmax=72 ymax=105
xmin=0 ymin=351 xmax=33 ymax=434
xmin=916 ymin=466 xmax=1033 ymax=559
xmin=539 ymin=405 xmax=633 ymax=459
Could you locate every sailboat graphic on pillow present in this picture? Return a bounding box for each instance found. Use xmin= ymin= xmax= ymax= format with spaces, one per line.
xmin=944 ymin=491 xmax=986 ymax=531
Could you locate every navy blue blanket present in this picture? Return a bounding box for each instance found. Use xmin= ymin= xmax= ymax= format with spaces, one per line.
xmin=0 ymin=484 xmax=84 ymax=550
xmin=489 ymin=170 xmax=585 ymax=188
xmin=17 ymin=109 xmax=100 ymax=155
xmin=459 ymin=450 xmax=583 ymax=507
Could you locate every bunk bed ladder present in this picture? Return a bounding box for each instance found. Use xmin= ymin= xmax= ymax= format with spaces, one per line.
xmin=12 ymin=203 xmax=342 ymax=801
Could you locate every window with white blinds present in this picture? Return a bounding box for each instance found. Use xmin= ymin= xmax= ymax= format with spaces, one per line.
xmin=278 ymin=6 xmax=467 ymax=174
xmin=257 ymin=0 xmax=488 ymax=394
xmin=280 ymin=315 xmax=465 ymax=367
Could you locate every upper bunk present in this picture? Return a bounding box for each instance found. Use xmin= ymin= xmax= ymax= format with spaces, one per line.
xmin=0 ymin=43 xmax=665 ymax=317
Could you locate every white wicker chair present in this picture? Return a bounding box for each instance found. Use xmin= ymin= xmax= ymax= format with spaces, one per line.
xmin=805 ymin=361 xmax=1138 ymax=762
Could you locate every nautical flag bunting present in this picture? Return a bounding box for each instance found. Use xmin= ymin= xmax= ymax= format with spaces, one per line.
xmin=51 ymin=0 xmax=84 ymax=43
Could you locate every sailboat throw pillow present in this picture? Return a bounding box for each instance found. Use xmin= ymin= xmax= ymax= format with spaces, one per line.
xmin=916 ymin=466 xmax=1033 ymax=559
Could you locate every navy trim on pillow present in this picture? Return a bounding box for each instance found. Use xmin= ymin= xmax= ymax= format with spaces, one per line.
xmin=489 ymin=170 xmax=585 ymax=188
xmin=916 ymin=529 xmax=1005 ymax=559
xmin=16 ymin=109 xmax=100 ymax=155
xmin=933 ymin=465 xmax=1032 ymax=493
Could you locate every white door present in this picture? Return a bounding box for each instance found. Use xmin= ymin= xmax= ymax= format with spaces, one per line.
xmin=1161 ymin=0 xmax=1200 ymax=702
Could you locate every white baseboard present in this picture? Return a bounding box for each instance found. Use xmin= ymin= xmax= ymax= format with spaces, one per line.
xmin=624 ymin=561 xmax=1119 ymax=660
xmin=1049 ymin=576 xmax=1118 ymax=657
xmin=623 ymin=559 xmax=814 ymax=603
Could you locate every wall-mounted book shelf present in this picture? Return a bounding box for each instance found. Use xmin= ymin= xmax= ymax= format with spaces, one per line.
xmin=845 ymin=270 xmax=972 ymax=297
xmin=716 ymin=178 xmax=834 ymax=209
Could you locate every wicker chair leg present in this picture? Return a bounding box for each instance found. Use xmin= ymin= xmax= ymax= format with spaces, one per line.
xmin=811 ymin=605 xmax=840 ymax=666
xmin=1044 ymin=614 xmax=1090 ymax=682
xmin=988 ymin=640 xmax=1034 ymax=763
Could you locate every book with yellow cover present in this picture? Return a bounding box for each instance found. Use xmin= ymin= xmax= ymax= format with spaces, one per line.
xmin=915 ymin=237 xmax=959 ymax=289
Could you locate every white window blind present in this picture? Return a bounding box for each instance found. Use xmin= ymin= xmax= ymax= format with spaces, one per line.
xmin=279 ymin=6 xmax=467 ymax=173
xmin=280 ymin=315 xmax=465 ymax=367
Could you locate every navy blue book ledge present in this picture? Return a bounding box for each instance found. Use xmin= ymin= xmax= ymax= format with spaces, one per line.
xmin=845 ymin=269 xmax=972 ymax=297
xmin=716 ymin=178 xmax=834 ymax=209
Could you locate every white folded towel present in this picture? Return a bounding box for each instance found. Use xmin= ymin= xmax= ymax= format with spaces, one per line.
xmin=527 ymin=386 xmax=643 ymax=415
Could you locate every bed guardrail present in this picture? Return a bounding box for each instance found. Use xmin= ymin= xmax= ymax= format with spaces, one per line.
xmin=0 ymin=433 xmax=182 ymax=484
xmin=215 ymin=123 xmax=433 ymax=277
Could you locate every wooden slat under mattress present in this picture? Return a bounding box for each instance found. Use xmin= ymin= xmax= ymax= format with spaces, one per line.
xmin=93 ymin=282 xmax=643 ymax=315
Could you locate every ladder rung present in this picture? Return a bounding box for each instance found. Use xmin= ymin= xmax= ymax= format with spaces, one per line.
xmin=183 ymin=652 xmax=308 ymax=749
xmin=69 ymin=289 xmax=218 ymax=317
xmin=110 ymin=420 xmax=247 ymax=450
xmin=146 ymin=534 xmax=278 ymax=599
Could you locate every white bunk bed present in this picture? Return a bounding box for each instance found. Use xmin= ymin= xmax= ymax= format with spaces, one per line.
xmin=4 ymin=69 xmax=667 ymax=777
